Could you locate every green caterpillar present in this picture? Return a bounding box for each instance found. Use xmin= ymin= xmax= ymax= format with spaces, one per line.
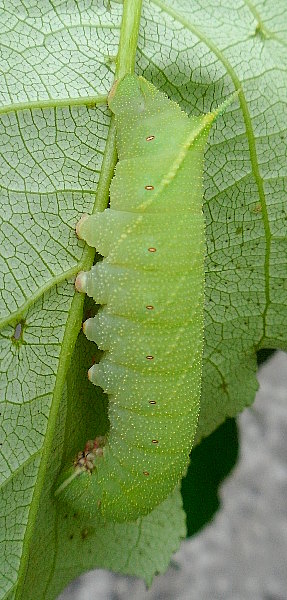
xmin=55 ymin=75 xmax=233 ymax=522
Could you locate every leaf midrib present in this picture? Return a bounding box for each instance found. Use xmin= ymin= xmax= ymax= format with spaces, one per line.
xmin=12 ymin=0 xmax=143 ymax=596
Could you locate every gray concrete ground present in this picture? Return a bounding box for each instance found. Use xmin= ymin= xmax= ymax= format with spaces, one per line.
xmin=59 ymin=351 xmax=287 ymax=600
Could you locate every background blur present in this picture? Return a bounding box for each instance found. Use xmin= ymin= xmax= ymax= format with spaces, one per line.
xmin=59 ymin=351 xmax=287 ymax=600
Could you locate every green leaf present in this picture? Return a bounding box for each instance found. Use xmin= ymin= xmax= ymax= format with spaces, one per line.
xmin=0 ymin=0 xmax=286 ymax=597
xmin=20 ymin=327 xmax=186 ymax=598
xmin=139 ymin=0 xmax=287 ymax=442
